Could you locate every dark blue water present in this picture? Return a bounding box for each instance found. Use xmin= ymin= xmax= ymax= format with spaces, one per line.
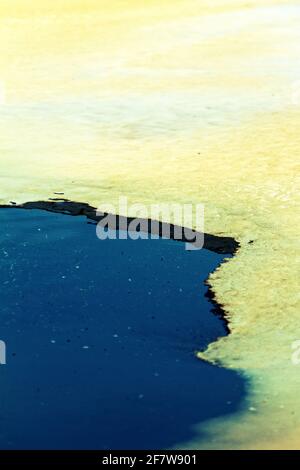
xmin=0 ymin=209 xmax=244 ymax=449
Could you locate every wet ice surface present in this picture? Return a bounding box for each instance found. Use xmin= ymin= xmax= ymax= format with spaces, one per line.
xmin=0 ymin=209 xmax=245 ymax=449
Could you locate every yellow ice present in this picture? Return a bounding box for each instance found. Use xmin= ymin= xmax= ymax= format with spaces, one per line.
xmin=0 ymin=0 xmax=300 ymax=449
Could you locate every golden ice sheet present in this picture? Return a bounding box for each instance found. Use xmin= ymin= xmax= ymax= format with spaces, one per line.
xmin=0 ymin=0 xmax=300 ymax=449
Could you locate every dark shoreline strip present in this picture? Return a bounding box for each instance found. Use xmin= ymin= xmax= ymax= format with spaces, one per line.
xmin=0 ymin=200 xmax=239 ymax=254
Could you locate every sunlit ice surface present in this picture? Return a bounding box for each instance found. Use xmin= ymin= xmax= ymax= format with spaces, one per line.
xmin=0 ymin=0 xmax=300 ymax=449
